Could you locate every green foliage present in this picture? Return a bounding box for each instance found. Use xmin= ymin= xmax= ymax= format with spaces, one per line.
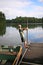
xmin=0 ymin=12 xmax=6 ymax=35
xmin=6 ymin=16 xmax=43 ymax=27
xmin=0 ymin=12 xmax=42 ymax=27
xmin=42 ymin=18 xmax=43 ymax=23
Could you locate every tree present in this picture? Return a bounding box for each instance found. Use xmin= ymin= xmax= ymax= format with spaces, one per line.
xmin=0 ymin=12 xmax=6 ymax=35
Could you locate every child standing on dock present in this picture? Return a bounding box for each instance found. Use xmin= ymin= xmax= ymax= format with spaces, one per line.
xmin=18 ymin=24 xmax=28 ymax=48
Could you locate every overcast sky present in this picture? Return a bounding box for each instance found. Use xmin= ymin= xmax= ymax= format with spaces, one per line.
xmin=0 ymin=0 xmax=43 ymax=19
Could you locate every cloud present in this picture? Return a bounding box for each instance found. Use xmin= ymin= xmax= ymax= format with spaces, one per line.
xmin=34 ymin=6 xmax=43 ymax=11
xmin=0 ymin=0 xmax=32 ymax=8
xmin=27 ymin=5 xmax=43 ymax=18
xmin=0 ymin=5 xmax=43 ymax=19
xmin=38 ymin=0 xmax=43 ymax=2
xmin=0 ymin=0 xmax=43 ymax=19
xmin=0 ymin=0 xmax=33 ymax=19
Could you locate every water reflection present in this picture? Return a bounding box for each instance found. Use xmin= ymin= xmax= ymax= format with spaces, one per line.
xmin=0 ymin=27 xmax=21 ymax=46
xmin=24 ymin=27 xmax=43 ymax=43
xmin=0 ymin=25 xmax=43 ymax=46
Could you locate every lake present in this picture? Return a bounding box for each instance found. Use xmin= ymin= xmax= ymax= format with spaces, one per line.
xmin=0 ymin=24 xmax=43 ymax=46
xmin=0 ymin=24 xmax=43 ymax=64
xmin=24 ymin=26 xmax=43 ymax=43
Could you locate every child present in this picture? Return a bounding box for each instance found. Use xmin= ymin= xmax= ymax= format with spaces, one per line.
xmin=18 ymin=24 xmax=28 ymax=48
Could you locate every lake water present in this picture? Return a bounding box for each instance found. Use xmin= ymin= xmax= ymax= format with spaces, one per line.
xmin=24 ymin=26 xmax=43 ymax=43
xmin=0 ymin=25 xmax=43 ymax=64
xmin=0 ymin=25 xmax=43 ymax=46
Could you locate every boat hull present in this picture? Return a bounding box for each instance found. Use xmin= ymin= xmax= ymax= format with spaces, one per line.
xmin=0 ymin=46 xmax=22 ymax=60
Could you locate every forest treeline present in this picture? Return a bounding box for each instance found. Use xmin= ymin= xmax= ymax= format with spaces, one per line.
xmin=0 ymin=12 xmax=43 ymax=35
xmin=6 ymin=16 xmax=43 ymax=23
xmin=0 ymin=12 xmax=6 ymax=28
xmin=6 ymin=16 xmax=43 ymax=27
xmin=0 ymin=12 xmax=43 ymax=26
xmin=0 ymin=12 xmax=6 ymax=24
xmin=0 ymin=12 xmax=6 ymax=35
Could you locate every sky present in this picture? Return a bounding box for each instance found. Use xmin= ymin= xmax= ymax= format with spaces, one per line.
xmin=0 ymin=0 xmax=43 ymax=19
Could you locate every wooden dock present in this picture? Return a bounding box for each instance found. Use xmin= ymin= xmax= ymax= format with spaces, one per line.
xmin=12 ymin=46 xmax=22 ymax=65
xmin=18 ymin=43 xmax=43 ymax=65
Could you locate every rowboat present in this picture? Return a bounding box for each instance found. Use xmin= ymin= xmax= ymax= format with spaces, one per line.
xmin=0 ymin=45 xmax=22 ymax=65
